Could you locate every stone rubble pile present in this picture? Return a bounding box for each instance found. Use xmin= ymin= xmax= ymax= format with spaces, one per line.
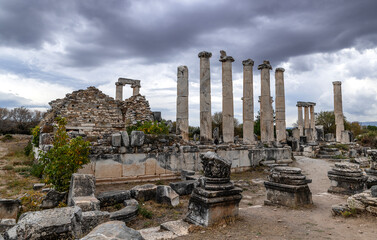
xmin=328 ymin=162 xmax=367 ymax=195
xmin=264 ymin=166 xmax=313 ymax=207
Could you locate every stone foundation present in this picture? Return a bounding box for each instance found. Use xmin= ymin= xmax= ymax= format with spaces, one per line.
xmin=328 ymin=162 xmax=367 ymax=195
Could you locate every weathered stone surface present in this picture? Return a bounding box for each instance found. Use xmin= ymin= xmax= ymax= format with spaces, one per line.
xmin=41 ymin=189 xmax=67 ymax=209
xmin=169 ymin=180 xmax=198 ymax=196
xmin=333 ymin=81 xmax=345 ymax=142
xmin=138 ymin=226 xmax=176 ymax=240
xmin=131 ymin=131 xmax=145 ymax=147
xmin=110 ymin=205 xmax=138 ymax=222
xmin=331 ymin=204 xmax=350 ymax=216
xmin=97 ymin=190 xmax=132 ymax=207
xmin=32 ymin=183 xmax=45 ymax=191
xmin=347 ymin=196 xmax=366 ymax=210
xmin=200 ymin=152 xmax=232 ymax=178
xmin=5 ymin=207 xmax=82 ymax=240
xmin=258 ymin=61 xmax=274 ymax=142
xmin=131 ymin=184 xmax=157 ymax=201
xmin=181 ymin=169 xmax=195 ymax=180
xmin=80 ymin=221 xmax=143 ymax=240
xmin=120 ymin=131 xmax=129 ymax=147
xmin=371 ymin=185 xmax=377 ymax=197
xmin=81 ymin=211 xmax=110 ymax=235
xmin=242 ymin=59 xmax=255 ymax=145
xmin=156 ymin=186 xmax=179 ymax=207
xmin=112 ymin=133 xmax=122 ymax=147
xmin=176 ymin=66 xmax=189 ymax=141
xmin=0 ymin=199 xmax=20 ymax=220
xmin=160 ymin=219 xmax=191 ymax=237
xmin=124 ymin=199 xmax=139 ymax=207
xmin=68 ymin=173 xmax=96 ymax=206
xmin=198 ymin=51 xmax=212 ymax=143
xmin=275 ymin=68 xmax=286 ymax=143
xmin=328 ymin=162 xmax=367 ymax=195
xmin=0 ymin=219 xmax=16 ymax=233
xmin=72 ymin=196 xmax=100 ymax=212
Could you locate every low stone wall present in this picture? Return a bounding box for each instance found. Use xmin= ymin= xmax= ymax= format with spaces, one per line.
xmin=78 ymin=146 xmax=292 ymax=185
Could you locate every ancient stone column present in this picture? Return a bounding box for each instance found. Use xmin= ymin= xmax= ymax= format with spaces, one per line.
xmin=242 ymin=59 xmax=255 ymax=144
xmin=176 ymin=66 xmax=189 ymax=141
xmin=132 ymin=86 xmax=140 ymax=96
xmin=198 ymin=51 xmax=212 ymax=143
xmin=219 ymin=50 xmax=235 ymax=143
xmin=275 ymin=68 xmax=286 ymax=143
xmin=115 ymin=82 xmax=123 ymax=101
xmin=297 ymin=102 xmax=304 ymax=136
xmin=308 ymin=102 xmax=316 ymax=141
xmin=333 ymin=81 xmax=344 ymax=142
xmin=258 ymin=61 xmax=274 ymax=142
xmin=304 ymin=103 xmax=311 ymax=140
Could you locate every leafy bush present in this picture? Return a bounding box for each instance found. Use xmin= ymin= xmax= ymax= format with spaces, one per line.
xmin=39 ymin=117 xmax=91 ymax=192
xmin=136 ymin=121 xmax=169 ymax=135
xmin=31 ymin=125 xmax=40 ymax=146
xmin=24 ymin=140 xmax=33 ymax=156
xmin=30 ymin=162 xmax=44 ymax=178
xmin=357 ymin=131 xmax=377 ymax=148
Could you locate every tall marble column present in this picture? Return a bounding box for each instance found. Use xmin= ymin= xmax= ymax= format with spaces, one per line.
xmin=176 ymin=65 xmax=189 ymax=141
xmin=333 ymin=81 xmax=344 ymax=142
xmin=258 ymin=60 xmax=274 ymax=142
xmin=198 ymin=51 xmax=212 ymax=143
xmin=308 ymin=102 xmax=316 ymax=141
xmin=297 ymin=102 xmax=304 ymax=136
xmin=275 ymin=68 xmax=286 ymax=143
xmin=219 ymin=51 xmax=235 ymax=143
xmin=115 ymin=82 xmax=123 ymax=101
xmin=304 ymin=103 xmax=311 ymax=139
xmin=132 ymin=86 xmax=140 ymax=96
xmin=242 ymin=59 xmax=255 ymax=144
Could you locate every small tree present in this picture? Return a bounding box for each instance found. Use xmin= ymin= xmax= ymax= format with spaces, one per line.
xmin=39 ymin=117 xmax=91 ymax=192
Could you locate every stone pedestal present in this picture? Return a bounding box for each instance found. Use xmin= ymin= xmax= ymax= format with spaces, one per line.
xmin=328 ymin=162 xmax=367 ymax=195
xmin=185 ymin=152 xmax=242 ymax=226
xmin=275 ymin=68 xmax=286 ymax=143
xmin=333 ymin=81 xmax=345 ymax=142
xmin=198 ymin=51 xmax=212 ymax=143
xmin=219 ymin=51 xmax=235 ymax=143
xmin=366 ymin=150 xmax=377 ymax=188
xmin=258 ymin=61 xmax=274 ymax=143
xmin=264 ymin=167 xmax=312 ymax=207
xmin=242 ymin=59 xmax=255 ymax=144
xmin=176 ymin=66 xmax=189 ymax=141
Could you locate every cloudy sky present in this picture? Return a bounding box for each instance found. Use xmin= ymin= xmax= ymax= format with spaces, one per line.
xmin=1 ymin=0 xmax=377 ymax=127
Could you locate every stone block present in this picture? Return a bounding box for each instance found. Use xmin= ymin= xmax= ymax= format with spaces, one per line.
xmin=153 ymin=112 xmax=162 ymax=122
xmin=131 ymin=184 xmax=157 ymax=201
xmin=169 ymin=180 xmax=198 ymax=196
xmin=5 ymin=206 xmax=82 ymax=240
xmin=0 ymin=219 xmax=16 ymax=233
xmin=112 ymin=133 xmax=122 ymax=147
xmin=160 ymin=219 xmax=191 ymax=237
xmin=80 ymin=221 xmax=143 ymax=240
xmin=68 ymin=173 xmax=96 ymax=206
xmin=120 ymin=131 xmax=129 ymax=147
xmin=95 ymin=159 xmax=122 ymax=179
xmin=145 ymin=158 xmax=157 ymax=175
xmin=371 ymin=185 xmax=377 ymax=197
xmin=109 ymin=205 xmax=138 ymax=222
xmin=72 ymin=196 xmax=100 ymax=212
xmin=0 ymin=199 xmax=20 ymax=220
xmin=32 ymin=183 xmax=45 ymax=191
xmin=41 ymin=189 xmax=67 ymax=209
xmin=347 ymin=196 xmax=366 ymax=211
xmin=124 ymin=199 xmax=139 ymax=207
xmin=181 ymin=169 xmax=195 ymax=180
xmin=131 ymin=131 xmax=145 ymax=147
xmin=81 ymin=211 xmax=110 ymax=236
xmin=97 ymin=190 xmax=132 ymax=207
xmin=349 ymin=149 xmax=357 ymax=158
xmin=156 ymin=185 xmax=179 ymax=207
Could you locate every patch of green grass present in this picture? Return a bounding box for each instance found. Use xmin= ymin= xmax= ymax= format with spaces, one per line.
xmin=138 ymin=205 xmax=153 ymax=219
xmin=14 ymin=166 xmax=32 ymax=173
xmin=3 ymin=165 xmax=14 ymax=170
xmin=332 ymin=154 xmax=347 ymax=159
xmin=7 ymin=178 xmax=29 ymax=189
xmin=1 ymin=134 xmax=13 ymax=142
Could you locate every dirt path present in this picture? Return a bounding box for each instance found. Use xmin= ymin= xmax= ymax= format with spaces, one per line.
xmin=178 ymin=156 xmax=377 ymax=240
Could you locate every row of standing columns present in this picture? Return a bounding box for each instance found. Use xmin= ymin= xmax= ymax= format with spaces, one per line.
xmin=176 ymin=51 xmax=287 ymax=144
xmin=296 ymin=101 xmax=316 ymax=141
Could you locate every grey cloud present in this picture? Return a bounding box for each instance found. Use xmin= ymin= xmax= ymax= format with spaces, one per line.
xmin=0 ymin=92 xmax=35 ymax=108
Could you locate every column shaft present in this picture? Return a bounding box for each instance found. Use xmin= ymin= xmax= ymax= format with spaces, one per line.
xmin=309 ymin=104 xmax=316 ymax=141
xmin=176 ymin=66 xmax=189 ymax=141
xmin=258 ymin=61 xmax=274 ymax=142
xmin=198 ymin=51 xmax=212 ymax=143
xmin=115 ymin=83 xmax=123 ymax=101
xmin=275 ymin=68 xmax=286 ymax=143
xmin=297 ymin=105 xmax=304 ymax=136
xmin=333 ymin=81 xmax=344 ymax=142
xmin=132 ymin=86 xmax=140 ymax=96
xmin=304 ymin=105 xmax=310 ymax=139
xmin=242 ymin=59 xmax=255 ymax=144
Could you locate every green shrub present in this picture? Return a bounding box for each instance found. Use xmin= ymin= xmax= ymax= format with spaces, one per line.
xmin=39 ymin=117 xmax=91 ymax=192
xmin=136 ymin=121 xmax=169 ymax=135
xmin=31 ymin=126 xmax=40 ymax=146
xmin=3 ymin=165 xmax=14 ymax=170
xmin=24 ymin=141 xmax=33 ymax=156
xmin=138 ymin=205 xmax=153 ymax=219
xmin=30 ymin=162 xmax=44 ymax=178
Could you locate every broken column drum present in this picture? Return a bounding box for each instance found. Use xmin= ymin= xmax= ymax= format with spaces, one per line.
xmin=366 ymin=150 xmax=377 ymax=188
xmin=198 ymin=51 xmax=213 ymax=143
xmin=219 ymin=50 xmax=235 ymax=143
xmin=176 ymin=66 xmax=189 ymax=141
xmin=185 ymin=152 xmax=242 ymax=226
xmin=296 ymin=102 xmax=304 ymax=136
xmin=242 ymin=59 xmax=255 ymax=145
xmin=333 ymin=81 xmax=345 ymax=142
xmin=258 ymin=60 xmax=274 ymax=142
xmin=275 ymin=68 xmax=287 ymax=143
xmin=264 ymin=167 xmax=313 ymax=207
xmin=328 ymin=162 xmax=367 ymax=195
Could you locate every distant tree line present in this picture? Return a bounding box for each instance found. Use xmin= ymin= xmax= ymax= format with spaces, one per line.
xmin=0 ymin=107 xmax=45 ymax=134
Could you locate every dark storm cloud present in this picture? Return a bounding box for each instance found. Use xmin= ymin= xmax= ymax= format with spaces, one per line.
xmin=1 ymin=0 xmax=377 ymax=70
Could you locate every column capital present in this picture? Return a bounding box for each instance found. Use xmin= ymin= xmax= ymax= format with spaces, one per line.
xmin=178 ymin=65 xmax=188 ymax=71
xmin=198 ymin=51 xmax=212 ymax=58
xmin=242 ymin=59 xmax=254 ymax=66
xmin=275 ymin=67 xmax=285 ymax=72
xmin=258 ymin=60 xmax=272 ymax=70
xmin=307 ymin=102 xmax=316 ymax=107
xmin=219 ymin=50 xmax=234 ymax=62
xmin=332 ymin=81 xmax=342 ymax=85
xmin=115 ymin=82 xmax=124 ymax=86
xmin=296 ymin=101 xmax=305 ymax=107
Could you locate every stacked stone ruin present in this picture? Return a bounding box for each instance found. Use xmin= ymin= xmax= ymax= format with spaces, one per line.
xmin=365 ymin=150 xmax=377 ymax=188
xmin=327 ymin=162 xmax=367 ymax=195
xmin=264 ymin=166 xmax=313 ymax=207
